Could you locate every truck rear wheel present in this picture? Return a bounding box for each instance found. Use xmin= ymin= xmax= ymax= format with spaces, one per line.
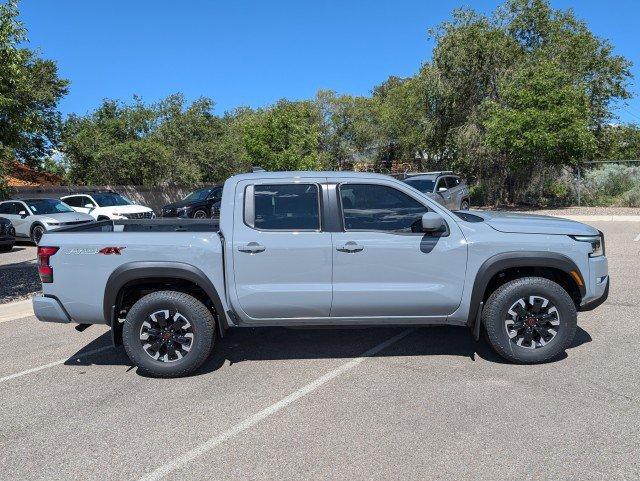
xmin=122 ymin=291 xmax=216 ymax=377
xmin=482 ymin=277 xmax=577 ymax=364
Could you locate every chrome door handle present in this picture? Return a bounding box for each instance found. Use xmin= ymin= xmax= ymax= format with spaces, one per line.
xmin=336 ymin=241 xmax=364 ymax=253
xmin=238 ymin=242 xmax=266 ymax=254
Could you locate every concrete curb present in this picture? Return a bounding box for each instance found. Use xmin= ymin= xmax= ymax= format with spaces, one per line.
xmin=548 ymin=215 xmax=640 ymax=222
xmin=0 ymin=299 xmax=35 ymax=323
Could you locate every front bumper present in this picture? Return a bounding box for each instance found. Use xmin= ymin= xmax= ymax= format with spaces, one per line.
xmin=33 ymin=295 xmax=72 ymax=323
xmin=579 ymin=276 xmax=609 ymax=312
xmin=578 ymin=254 xmax=609 ymax=312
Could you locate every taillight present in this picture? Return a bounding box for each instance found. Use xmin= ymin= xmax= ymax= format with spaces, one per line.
xmin=38 ymin=246 xmax=59 ymax=283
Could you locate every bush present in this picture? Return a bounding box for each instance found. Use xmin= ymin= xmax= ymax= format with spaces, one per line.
xmin=580 ymin=163 xmax=640 ymax=206
xmin=617 ymin=185 xmax=640 ymax=207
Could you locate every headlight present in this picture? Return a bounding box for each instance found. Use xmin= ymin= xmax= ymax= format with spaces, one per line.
xmin=571 ymin=234 xmax=604 ymax=257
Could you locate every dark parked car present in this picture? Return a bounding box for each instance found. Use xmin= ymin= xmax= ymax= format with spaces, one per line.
xmin=161 ymin=186 xmax=222 ymax=219
xmin=0 ymin=217 xmax=16 ymax=252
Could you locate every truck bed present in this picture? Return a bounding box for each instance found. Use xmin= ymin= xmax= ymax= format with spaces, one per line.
xmin=50 ymin=218 xmax=220 ymax=234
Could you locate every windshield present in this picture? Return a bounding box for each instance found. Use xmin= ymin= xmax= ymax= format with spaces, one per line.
xmin=404 ymin=178 xmax=435 ymax=194
xmin=183 ymin=188 xmax=214 ymax=202
xmin=25 ymin=199 xmax=75 ymax=215
xmin=91 ymin=193 xmax=133 ymax=207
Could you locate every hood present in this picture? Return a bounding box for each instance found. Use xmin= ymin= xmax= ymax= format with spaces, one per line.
xmin=469 ymin=210 xmax=599 ymax=236
xmin=106 ymin=204 xmax=153 ymax=215
xmin=39 ymin=212 xmax=95 ymax=223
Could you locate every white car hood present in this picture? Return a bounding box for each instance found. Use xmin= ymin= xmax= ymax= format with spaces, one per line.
xmin=105 ymin=205 xmax=153 ymax=215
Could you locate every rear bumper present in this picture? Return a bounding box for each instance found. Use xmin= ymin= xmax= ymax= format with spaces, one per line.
xmin=32 ymin=295 xmax=72 ymax=323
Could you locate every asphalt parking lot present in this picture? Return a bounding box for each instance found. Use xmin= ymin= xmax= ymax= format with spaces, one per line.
xmin=0 ymin=242 xmax=39 ymax=303
xmin=0 ymin=221 xmax=638 ymax=480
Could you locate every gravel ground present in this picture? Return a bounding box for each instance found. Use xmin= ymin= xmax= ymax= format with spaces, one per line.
xmin=0 ymin=242 xmax=39 ymax=304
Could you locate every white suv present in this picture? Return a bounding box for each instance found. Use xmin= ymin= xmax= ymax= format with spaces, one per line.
xmin=61 ymin=191 xmax=155 ymax=221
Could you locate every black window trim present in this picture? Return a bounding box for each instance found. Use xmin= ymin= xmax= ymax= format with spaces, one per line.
xmin=243 ymin=182 xmax=323 ymax=233
xmin=336 ymin=181 xmax=449 ymax=236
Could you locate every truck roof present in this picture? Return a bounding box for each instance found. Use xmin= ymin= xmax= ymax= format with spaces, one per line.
xmin=228 ymin=171 xmax=396 ymax=182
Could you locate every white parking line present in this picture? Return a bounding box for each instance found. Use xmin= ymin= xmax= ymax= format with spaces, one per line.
xmin=0 ymin=345 xmax=113 ymax=384
xmin=138 ymin=328 xmax=415 ymax=481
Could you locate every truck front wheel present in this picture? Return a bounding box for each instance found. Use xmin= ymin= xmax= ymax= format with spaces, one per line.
xmin=122 ymin=291 xmax=216 ymax=377
xmin=482 ymin=277 xmax=577 ymax=364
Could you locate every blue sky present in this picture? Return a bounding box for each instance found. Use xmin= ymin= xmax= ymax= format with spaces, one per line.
xmin=18 ymin=0 xmax=640 ymax=123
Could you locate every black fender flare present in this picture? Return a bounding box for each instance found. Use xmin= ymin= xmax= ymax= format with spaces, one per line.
xmin=104 ymin=261 xmax=228 ymax=333
xmin=467 ymin=251 xmax=586 ymax=327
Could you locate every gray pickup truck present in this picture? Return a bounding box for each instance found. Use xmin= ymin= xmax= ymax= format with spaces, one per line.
xmin=33 ymin=171 xmax=609 ymax=377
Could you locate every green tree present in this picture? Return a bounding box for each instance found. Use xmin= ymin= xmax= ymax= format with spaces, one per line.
xmin=242 ymin=99 xmax=327 ymax=171
xmin=0 ymin=0 xmax=69 ymax=168
xmin=483 ymin=61 xmax=596 ymax=168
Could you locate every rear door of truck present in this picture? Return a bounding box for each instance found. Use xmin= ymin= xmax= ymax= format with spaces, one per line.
xmin=230 ymin=177 xmax=333 ymax=320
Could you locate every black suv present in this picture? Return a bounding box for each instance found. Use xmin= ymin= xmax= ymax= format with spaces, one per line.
xmin=0 ymin=217 xmax=16 ymax=252
xmin=161 ymin=186 xmax=223 ymax=219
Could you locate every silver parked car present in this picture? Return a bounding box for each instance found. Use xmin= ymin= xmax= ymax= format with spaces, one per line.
xmin=0 ymin=198 xmax=94 ymax=244
xmin=402 ymin=171 xmax=470 ymax=210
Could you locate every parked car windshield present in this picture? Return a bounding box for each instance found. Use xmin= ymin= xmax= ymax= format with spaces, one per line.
xmin=91 ymin=193 xmax=133 ymax=207
xmin=403 ymin=178 xmax=435 ymax=194
xmin=183 ymin=188 xmax=214 ymax=202
xmin=24 ymin=199 xmax=75 ymax=215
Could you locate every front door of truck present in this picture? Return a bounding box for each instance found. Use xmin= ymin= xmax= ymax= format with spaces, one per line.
xmin=231 ymin=177 xmax=333 ymax=321
xmin=331 ymin=180 xmax=467 ymax=319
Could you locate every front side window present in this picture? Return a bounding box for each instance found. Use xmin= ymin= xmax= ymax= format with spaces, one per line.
xmin=446 ymin=177 xmax=460 ymax=188
xmin=436 ymin=178 xmax=448 ymax=192
xmin=24 ymin=199 xmax=74 ymax=215
xmin=63 ymin=196 xmax=82 ymax=207
xmin=91 ymin=193 xmax=131 ymax=207
xmin=252 ymin=184 xmax=320 ymax=230
xmin=340 ymin=184 xmax=428 ymax=233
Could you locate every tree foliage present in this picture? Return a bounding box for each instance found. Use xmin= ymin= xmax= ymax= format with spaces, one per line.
xmin=0 ymin=0 xmax=68 ymax=169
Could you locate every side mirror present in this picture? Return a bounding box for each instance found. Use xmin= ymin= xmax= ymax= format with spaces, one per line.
xmin=421 ymin=212 xmax=444 ymax=232
xmin=18 ymin=210 xmax=28 ymax=218
xmin=84 ymin=203 xmax=94 ymax=209
xmin=438 ymin=187 xmax=448 ymax=193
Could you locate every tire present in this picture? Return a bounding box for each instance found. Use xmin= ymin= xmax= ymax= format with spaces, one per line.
xmin=122 ymin=291 xmax=216 ymax=377
xmin=31 ymin=225 xmax=45 ymax=245
xmin=193 ymin=209 xmax=207 ymax=219
xmin=460 ymin=199 xmax=470 ymax=210
xmin=482 ymin=277 xmax=577 ymax=364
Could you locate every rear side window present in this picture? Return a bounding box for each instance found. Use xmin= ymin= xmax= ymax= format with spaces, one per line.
xmin=0 ymin=203 xmax=11 ymax=215
xmin=339 ymin=184 xmax=428 ymax=233
xmin=251 ymin=184 xmax=320 ymax=230
xmin=404 ymin=178 xmax=435 ymax=193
